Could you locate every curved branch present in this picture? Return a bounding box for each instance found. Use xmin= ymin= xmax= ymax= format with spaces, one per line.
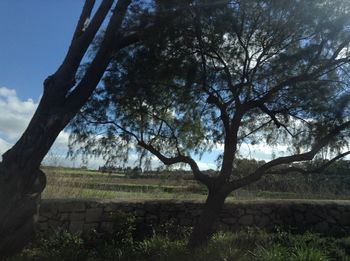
xmin=268 ymin=151 xmax=350 ymax=175
xmin=55 ymin=0 xmax=114 ymax=91
xmin=238 ymin=119 xmax=273 ymax=140
xmin=225 ymin=121 xmax=350 ymax=192
xmin=72 ymin=0 xmax=96 ymax=41
xmin=66 ymin=0 xmax=132 ymax=112
xmin=138 ymin=141 xmax=213 ymax=188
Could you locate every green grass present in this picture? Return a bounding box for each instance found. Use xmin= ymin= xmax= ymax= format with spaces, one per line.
xmin=41 ymin=166 xmax=350 ymax=201
xmin=42 ymin=185 xmax=207 ymax=201
xmin=10 ymin=227 xmax=350 ymax=261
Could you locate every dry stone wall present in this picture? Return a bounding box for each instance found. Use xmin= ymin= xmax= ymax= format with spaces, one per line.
xmin=38 ymin=199 xmax=350 ymax=235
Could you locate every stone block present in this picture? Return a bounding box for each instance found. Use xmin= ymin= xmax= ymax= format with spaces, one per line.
xmin=104 ymin=203 xmax=120 ymax=212
xmin=89 ymin=201 xmax=103 ymax=208
xmin=101 ymin=222 xmax=114 ymax=232
xmin=159 ymin=213 xmax=170 ymax=223
xmin=294 ymin=212 xmax=304 ymax=223
xmin=70 ymin=212 xmax=85 ymax=221
xmin=236 ymin=208 xmax=245 ymax=217
xmin=190 ymin=209 xmax=202 ymax=216
xmin=339 ymin=211 xmax=350 ymax=225
xmin=38 ymin=222 xmax=48 ymax=231
xmin=69 ymin=221 xmax=84 ymax=233
xmin=262 ymin=207 xmax=272 ymax=214
xmin=86 ymin=208 xmax=103 ymax=223
xmin=305 ymin=212 xmax=321 ymax=224
xmin=313 ymin=221 xmax=329 ymax=233
xmin=40 ymin=201 xmax=59 ymax=214
xmin=180 ymin=218 xmax=192 ymax=226
xmin=58 ymin=201 xmax=86 ymax=212
xmin=135 ymin=209 xmax=146 ymax=216
xmin=59 ymin=213 xmax=70 ymax=221
xmin=101 ymin=211 xmax=116 ymax=222
xmin=246 ymin=208 xmax=258 ymax=215
xmin=257 ymin=216 xmax=270 ymax=228
xmin=144 ymin=204 xmax=158 ymax=212
xmin=239 ymin=215 xmax=254 ymax=225
xmin=330 ymin=209 xmax=341 ymax=221
xmin=83 ymin=222 xmax=99 ymax=233
xmin=222 ymin=218 xmax=237 ymax=225
xmin=38 ymin=216 xmax=48 ymax=222
xmin=145 ymin=214 xmax=158 ymax=223
xmin=48 ymin=220 xmax=61 ymax=229
xmin=121 ymin=206 xmax=134 ymax=212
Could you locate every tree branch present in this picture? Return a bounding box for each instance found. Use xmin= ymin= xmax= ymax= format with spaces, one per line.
xmin=65 ymin=0 xmax=132 ymax=112
xmin=53 ymin=0 xmax=114 ymax=94
xmin=138 ymin=141 xmax=213 ymax=188
xmin=72 ymin=0 xmax=96 ymax=41
xmin=258 ymin=104 xmax=281 ymax=128
xmin=113 ymin=23 xmax=155 ymax=51
xmin=245 ymin=57 xmax=350 ymax=110
xmin=268 ymin=151 xmax=350 ymax=175
xmin=225 ymin=121 xmax=350 ymax=192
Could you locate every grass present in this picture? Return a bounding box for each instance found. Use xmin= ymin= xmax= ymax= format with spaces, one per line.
xmin=10 ymin=227 xmax=350 ymax=261
xmin=41 ymin=166 xmax=350 ymax=201
xmin=43 ymin=185 xmax=207 ymax=201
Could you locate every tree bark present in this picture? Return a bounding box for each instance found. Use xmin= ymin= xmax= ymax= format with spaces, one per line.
xmin=188 ymin=189 xmax=227 ymax=249
xmin=0 ymin=76 xmax=75 ymax=257
xmin=0 ymin=0 xmax=133 ymax=257
xmin=0 ymin=79 xmax=81 ymax=258
xmin=0 ymin=166 xmax=46 ymax=258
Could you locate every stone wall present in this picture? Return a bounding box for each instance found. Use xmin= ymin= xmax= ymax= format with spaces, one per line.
xmin=38 ymin=199 xmax=350 ymax=235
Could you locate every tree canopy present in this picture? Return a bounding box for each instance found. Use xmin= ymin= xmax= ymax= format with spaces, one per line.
xmin=69 ymin=0 xmax=350 ymax=247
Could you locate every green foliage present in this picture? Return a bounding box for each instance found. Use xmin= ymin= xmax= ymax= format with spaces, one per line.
xmin=136 ymin=235 xmax=188 ymax=261
xmin=70 ymin=0 xmax=350 ymax=186
xmin=14 ymin=229 xmax=89 ymax=261
xmin=12 ymin=226 xmax=350 ymax=261
xmin=153 ymin=219 xmax=192 ymax=240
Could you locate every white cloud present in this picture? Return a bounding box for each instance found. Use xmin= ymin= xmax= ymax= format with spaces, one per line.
xmin=0 ymin=137 xmax=12 ymax=156
xmin=238 ymin=143 xmax=289 ymax=160
xmin=0 ymin=87 xmax=37 ymax=141
xmin=0 ymin=87 xmax=71 ymax=160
xmin=196 ymin=161 xmax=216 ymax=170
xmin=53 ymin=131 xmax=70 ymax=151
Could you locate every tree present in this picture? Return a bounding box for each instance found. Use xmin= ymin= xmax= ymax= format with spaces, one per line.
xmin=70 ymin=0 xmax=350 ymax=249
xmin=0 ymin=0 xmax=155 ymax=257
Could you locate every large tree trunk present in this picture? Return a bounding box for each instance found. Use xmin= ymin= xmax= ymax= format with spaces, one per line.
xmin=188 ymin=189 xmax=227 ymax=249
xmin=0 ymin=84 xmax=77 ymax=258
xmin=0 ymin=0 xmax=134 ymax=257
xmin=0 ymin=166 xmax=46 ymax=258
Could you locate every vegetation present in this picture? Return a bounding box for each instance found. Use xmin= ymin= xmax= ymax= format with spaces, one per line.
xmin=10 ymin=224 xmax=350 ymax=261
xmin=41 ymin=164 xmax=350 ymax=201
xmin=70 ymin=0 xmax=350 ymax=248
xmin=3 ymin=0 xmax=350 ymax=257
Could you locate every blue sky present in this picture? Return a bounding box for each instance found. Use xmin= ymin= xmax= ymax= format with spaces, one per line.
xmin=0 ymin=1 xmax=280 ymax=169
xmin=0 ymin=0 xmax=85 ymax=101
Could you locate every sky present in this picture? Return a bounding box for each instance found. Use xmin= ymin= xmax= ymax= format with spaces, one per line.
xmin=0 ymin=1 xmax=281 ymax=170
xmin=0 ymin=0 xmax=85 ymax=101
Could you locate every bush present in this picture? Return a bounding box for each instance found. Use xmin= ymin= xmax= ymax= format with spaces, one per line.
xmin=11 ymin=227 xmax=350 ymax=261
xmin=14 ymin=229 xmax=89 ymax=261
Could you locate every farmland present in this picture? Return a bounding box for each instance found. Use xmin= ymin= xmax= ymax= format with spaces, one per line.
xmin=41 ymin=165 xmax=350 ymax=201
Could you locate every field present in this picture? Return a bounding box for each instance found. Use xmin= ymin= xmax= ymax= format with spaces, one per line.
xmin=41 ymin=166 xmax=350 ymax=201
